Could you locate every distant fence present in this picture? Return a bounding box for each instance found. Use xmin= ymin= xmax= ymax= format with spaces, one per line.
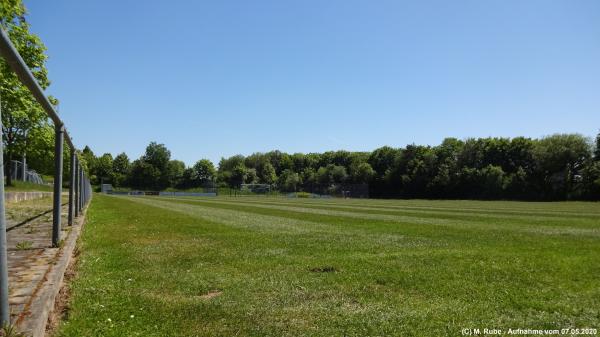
xmin=302 ymin=183 xmax=369 ymax=198
xmin=159 ymin=191 xmax=217 ymax=197
xmin=103 ymin=182 xmax=218 ymax=197
xmin=106 ymin=190 xmax=217 ymax=197
xmin=9 ymin=160 xmax=44 ymax=184
xmin=225 ymin=183 xmax=369 ymax=198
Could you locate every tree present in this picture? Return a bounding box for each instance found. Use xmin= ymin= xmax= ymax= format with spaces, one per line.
xmin=350 ymin=162 xmax=375 ymax=183
xmin=143 ymin=142 xmax=171 ymax=170
xmin=112 ymin=152 xmax=130 ymax=187
xmin=1 ymin=1 xmax=56 ymax=185
xmin=245 ymin=168 xmax=258 ymax=184
xmin=126 ymin=142 xmax=172 ymax=190
xmin=113 ymin=152 xmax=130 ymax=174
xmin=480 ymin=165 xmax=506 ymax=199
xmin=368 ymin=146 xmax=401 ymax=179
xmin=230 ymin=165 xmax=247 ymax=188
xmin=594 ymin=131 xmax=600 ymax=162
xmin=191 ymin=159 xmax=216 ymax=186
xmin=22 ymin=123 xmax=54 ymax=176
xmin=95 ymin=153 xmax=114 ymax=184
xmin=81 ymin=146 xmax=97 ymax=183
xmin=129 ymin=159 xmax=161 ymax=190
xmin=330 ymin=165 xmax=348 ymax=184
xmin=167 ymin=160 xmax=185 ymax=188
xmin=316 ymin=166 xmax=330 ymax=186
xmin=278 ymin=169 xmax=300 ymax=192
xmin=257 ymin=162 xmax=276 ymax=185
xmin=533 ymin=134 xmax=591 ymax=199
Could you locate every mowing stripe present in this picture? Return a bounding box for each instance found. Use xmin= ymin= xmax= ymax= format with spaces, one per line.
xmin=136 ymin=197 xmax=600 ymax=244
xmin=202 ymin=196 xmax=600 ymax=219
xmin=162 ymin=197 xmax=600 ymax=236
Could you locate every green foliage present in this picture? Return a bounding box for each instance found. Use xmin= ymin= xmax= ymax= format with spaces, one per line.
xmin=244 ymin=167 xmax=257 ymax=184
xmin=90 ymin=132 xmax=600 ymax=200
xmin=350 ymin=162 xmax=375 ymax=183
xmin=112 ymin=152 xmax=130 ymax=175
xmin=189 ymin=159 xmax=215 ymax=187
xmin=258 ymin=162 xmax=276 ymax=185
xmin=594 ymin=130 xmax=600 ymax=162
xmin=125 ymin=142 xmax=172 ymax=190
xmin=230 ymin=164 xmax=246 ymax=188
xmin=278 ymin=169 xmax=300 ymax=191
xmin=1 ymin=0 xmax=57 ymax=185
xmin=96 ymin=153 xmax=114 ymax=183
xmin=111 ymin=152 xmax=131 ymax=187
xmin=167 ymin=160 xmax=185 ymax=187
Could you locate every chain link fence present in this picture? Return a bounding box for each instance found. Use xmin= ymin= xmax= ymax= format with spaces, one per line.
xmin=8 ymin=160 xmax=44 ymax=184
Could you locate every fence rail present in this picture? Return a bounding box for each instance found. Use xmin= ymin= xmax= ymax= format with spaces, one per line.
xmin=0 ymin=26 xmax=93 ymax=324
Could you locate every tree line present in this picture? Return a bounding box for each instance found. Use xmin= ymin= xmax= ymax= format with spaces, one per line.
xmin=81 ymin=142 xmax=217 ymax=191
xmin=83 ymin=132 xmax=600 ymax=200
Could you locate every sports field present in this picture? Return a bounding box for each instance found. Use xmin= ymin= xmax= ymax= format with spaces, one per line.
xmin=57 ymin=195 xmax=600 ymax=336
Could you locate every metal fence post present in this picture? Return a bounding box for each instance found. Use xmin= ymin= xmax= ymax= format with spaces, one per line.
xmin=74 ymin=160 xmax=79 ymax=217
xmin=68 ymin=149 xmax=75 ymax=225
xmin=84 ymin=177 xmax=88 ymax=205
xmin=0 ymin=92 xmax=11 ymax=324
xmin=21 ymin=155 xmax=26 ymax=181
xmin=79 ymin=168 xmax=83 ymax=212
xmin=52 ymin=124 xmax=64 ymax=247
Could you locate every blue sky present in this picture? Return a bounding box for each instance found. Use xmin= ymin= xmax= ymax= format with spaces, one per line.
xmin=24 ymin=0 xmax=600 ymax=165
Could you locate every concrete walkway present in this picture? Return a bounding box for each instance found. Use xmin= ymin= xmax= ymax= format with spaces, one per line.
xmin=5 ymin=200 xmax=86 ymax=336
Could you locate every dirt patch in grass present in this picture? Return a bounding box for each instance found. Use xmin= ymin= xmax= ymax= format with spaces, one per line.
xmin=198 ymin=290 xmax=223 ymax=300
xmin=309 ymin=266 xmax=338 ymax=273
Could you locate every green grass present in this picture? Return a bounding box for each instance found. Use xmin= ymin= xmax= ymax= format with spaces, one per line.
xmin=4 ymin=180 xmax=54 ymax=192
xmin=57 ymin=195 xmax=600 ymax=336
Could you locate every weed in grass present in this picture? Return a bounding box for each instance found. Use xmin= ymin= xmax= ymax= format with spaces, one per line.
xmin=15 ymin=241 xmax=33 ymax=250
xmin=1 ymin=322 xmax=27 ymax=337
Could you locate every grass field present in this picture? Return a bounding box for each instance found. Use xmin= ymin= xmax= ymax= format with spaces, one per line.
xmin=5 ymin=180 xmax=54 ymax=192
xmin=56 ymin=195 xmax=600 ymax=336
